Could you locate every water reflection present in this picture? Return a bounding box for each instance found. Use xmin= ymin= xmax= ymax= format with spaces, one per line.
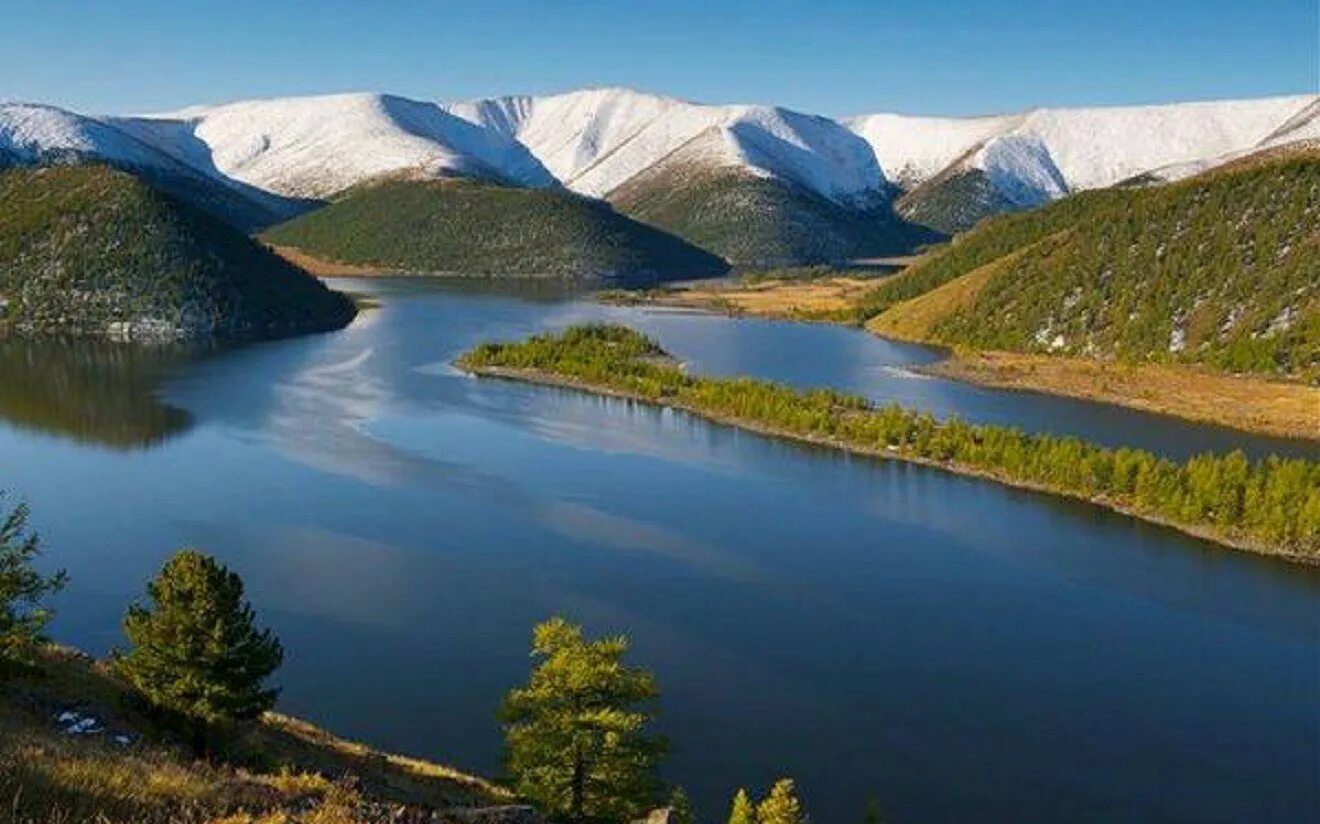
xmin=0 ymin=337 xmax=196 ymax=449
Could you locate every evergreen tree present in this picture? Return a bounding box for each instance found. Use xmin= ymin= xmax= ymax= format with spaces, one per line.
xmin=501 ymin=616 xmax=665 ymax=822
xmin=117 ymin=549 xmax=283 ymax=730
xmin=669 ymin=786 xmax=694 ymax=824
xmin=862 ymin=798 xmax=886 ymax=824
xmin=727 ymin=788 xmax=756 ymax=824
xmin=0 ymin=494 xmax=67 ymax=668
xmin=756 ymin=779 xmax=805 ymax=824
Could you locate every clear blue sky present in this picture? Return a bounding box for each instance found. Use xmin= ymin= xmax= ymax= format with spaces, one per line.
xmin=2 ymin=0 xmax=1316 ymax=117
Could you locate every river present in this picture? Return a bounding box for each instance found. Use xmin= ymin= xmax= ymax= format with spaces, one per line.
xmin=2 ymin=277 xmax=1316 ymax=823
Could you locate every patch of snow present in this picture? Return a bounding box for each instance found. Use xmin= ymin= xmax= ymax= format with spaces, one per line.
xmin=55 ymin=710 xmax=104 ymax=736
xmin=975 ymin=134 xmax=1068 ymax=206
xmin=1169 ymin=326 xmax=1186 ymax=352
xmin=1265 ymin=306 xmax=1297 ymax=336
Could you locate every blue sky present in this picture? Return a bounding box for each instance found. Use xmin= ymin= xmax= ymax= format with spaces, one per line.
xmin=2 ymin=0 xmax=1316 ymax=116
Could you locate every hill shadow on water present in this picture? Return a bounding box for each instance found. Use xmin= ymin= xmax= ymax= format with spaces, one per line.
xmin=0 ymin=337 xmax=201 ymax=450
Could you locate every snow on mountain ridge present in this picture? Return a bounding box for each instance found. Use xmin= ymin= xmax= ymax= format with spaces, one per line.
xmin=848 ymin=94 xmax=1316 ymax=194
xmin=0 ymin=103 xmax=182 ymax=171
xmin=845 ymin=112 xmax=1024 ymax=189
xmin=131 ymin=92 xmax=555 ymax=199
xmin=447 ymin=87 xmax=884 ymax=204
xmin=4 ymin=88 xmax=1314 ymax=228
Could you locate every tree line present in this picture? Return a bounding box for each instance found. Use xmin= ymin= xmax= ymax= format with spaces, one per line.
xmin=1 ymin=493 xmax=835 ymax=823
xmin=459 ymin=324 xmax=1320 ymax=557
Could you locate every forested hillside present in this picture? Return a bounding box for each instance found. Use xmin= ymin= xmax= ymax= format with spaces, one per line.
xmin=0 ymin=165 xmax=356 ymax=340
xmin=862 ymin=149 xmax=1320 ymax=378
xmin=609 ymin=155 xmax=939 ymax=266
xmin=262 ymin=177 xmax=728 ymax=280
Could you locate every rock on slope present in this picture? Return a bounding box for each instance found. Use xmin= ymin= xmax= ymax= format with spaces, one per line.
xmin=0 ymin=165 xmax=356 ymax=340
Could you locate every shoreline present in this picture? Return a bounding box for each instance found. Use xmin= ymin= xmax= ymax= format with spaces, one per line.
xmin=461 ymin=363 xmax=1317 ymax=566
xmin=921 ymin=351 xmax=1320 ymax=442
xmin=607 ymin=280 xmax=1320 ymax=443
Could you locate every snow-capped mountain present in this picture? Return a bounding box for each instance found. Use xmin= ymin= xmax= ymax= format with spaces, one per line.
xmin=446 ymin=87 xmax=883 ymax=205
xmin=848 ymin=95 xmax=1314 ymax=194
xmin=1 ymin=102 xmax=185 ymax=172
xmin=126 ymin=93 xmax=555 ymax=199
xmin=846 ymin=94 xmax=1315 ymax=233
xmin=0 ymin=102 xmax=298 ymax=229
xmin=2 ymin=86 xmax=1315 ymax=245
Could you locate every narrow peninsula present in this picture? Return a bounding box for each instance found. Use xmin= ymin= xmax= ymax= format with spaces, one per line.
xmin=457 ymin=324 xmax=1320 ymax=563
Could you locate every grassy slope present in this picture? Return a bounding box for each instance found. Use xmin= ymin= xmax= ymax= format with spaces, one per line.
xmin=2 ymin=647 xmax=511 ymax=824
xmin=609 ymin=161 xmax=940 ymax=267
xmin=0 ymin=165 xmax=356 ymax=340
xmin=858 ymin=150 xmax=1320 ymax=379
xmin=866 ymin=240 xmax=1055 ymax=341
xmin=896 ymin=165 xmax=1022 ymax=235
xmin=261 ymin=177 xmax=728 ymax=281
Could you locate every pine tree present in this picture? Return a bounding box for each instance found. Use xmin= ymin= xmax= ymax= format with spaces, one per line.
xmin=727 ymin=788 xmax=756 ymax=824
xmin=669 ymin=786 xmax=694 ymax=824
xmin=862 ymin=798 xmax=886 ymax=824
xmin=501 ymin=616 xmax=665 ymax=822
xmin=117 ymin=549 xmax=283 ymax=731
xmin=756 ymin=779 xmax=805 ymax=824
xmin=0 ymin=494 xmax=67 ymax=669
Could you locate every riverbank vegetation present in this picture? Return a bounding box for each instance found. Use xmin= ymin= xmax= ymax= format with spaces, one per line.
xmin=458 ymin=325 xmax=1320 ymax=561
xmin=1 ymin=496 xmax=820 ymax=823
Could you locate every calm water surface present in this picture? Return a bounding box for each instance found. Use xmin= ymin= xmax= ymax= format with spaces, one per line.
xmin=3 ymin=278 xmax=1317 ymax=823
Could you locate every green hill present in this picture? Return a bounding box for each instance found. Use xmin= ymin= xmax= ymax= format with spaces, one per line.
xmin=0 ymin=165 xmax=356 ymax=340
xmin=861 ymin=149 xmax=1320 ymax=379
xmin=261 ymin=177 xmax=728 ymax=281
xmin=608 ymin=151 xmax=940 ymax=266
xmin=896 ymin=166 xmax=1026 ymax=235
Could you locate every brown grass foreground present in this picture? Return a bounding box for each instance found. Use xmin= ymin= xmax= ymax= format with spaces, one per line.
xmin=1 ymin=647 xmax=513 ymax=824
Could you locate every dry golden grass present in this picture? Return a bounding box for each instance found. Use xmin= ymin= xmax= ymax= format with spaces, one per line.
xmin=932 ymin=351 xmax=1320 ymax=440
xmin=864 ymin=255 xmax=1005 ymax=341
xmin=0 ymin=647 xmax=507 ymax=824
xmin=641 ymin=276 xmax=881 ymax=321
xmin=265 ymin=245 xmax=384 ymax=277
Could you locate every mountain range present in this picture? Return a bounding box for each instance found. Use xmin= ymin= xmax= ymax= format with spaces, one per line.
xmin=2 ymin=87 xmax=1317 ymax=269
